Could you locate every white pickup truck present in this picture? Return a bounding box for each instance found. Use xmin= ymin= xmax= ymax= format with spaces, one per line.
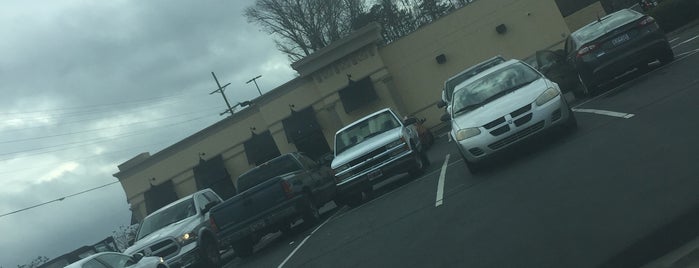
xmin=331 ymin=108 xmax=429 ymax=206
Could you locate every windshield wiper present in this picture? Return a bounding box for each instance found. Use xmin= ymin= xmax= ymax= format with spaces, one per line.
xmin=453 ymin=104 xmax=481 ymax=115
xmin=507 ymin=79 xmax=537 ymax=92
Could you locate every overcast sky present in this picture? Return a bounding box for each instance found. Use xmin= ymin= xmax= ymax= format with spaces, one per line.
xmin=0 ymin=1 xmax=296 ymax=266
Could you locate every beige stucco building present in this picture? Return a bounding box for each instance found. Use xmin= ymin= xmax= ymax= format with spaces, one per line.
xmin=114 ymin=0 xmax=578 ymax=222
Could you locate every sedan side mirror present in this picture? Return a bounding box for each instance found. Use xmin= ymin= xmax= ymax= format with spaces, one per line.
xmin=132 ymin=253 xmax=144 ymax=263
xmin=436 ymin=100 xmax=447 ymax=108
xmin=440 ymin=113 xmax=451 ymax=122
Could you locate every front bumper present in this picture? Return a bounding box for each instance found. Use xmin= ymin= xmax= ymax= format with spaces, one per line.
xmin=165 ymin=242 xmax=199 ymax=268
xmin=335 ymin=149 xmax=415 ymax=196
xmin=455 ymin=96 xmax=571 ymax=163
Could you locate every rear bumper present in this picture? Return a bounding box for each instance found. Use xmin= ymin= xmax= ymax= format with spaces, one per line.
xmin=576 ymin=33 xmax=670 ymax=84
xmin=216 ymin=196 xmax=304 ymax=246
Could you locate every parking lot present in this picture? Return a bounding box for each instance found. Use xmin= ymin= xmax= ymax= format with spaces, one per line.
xmin=221 ymin=23 xmax=699 ymax=268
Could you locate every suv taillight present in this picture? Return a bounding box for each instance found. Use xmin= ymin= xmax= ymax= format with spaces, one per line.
xmin=577 ymin=43 xmax=598 ymax=58
xmin=638 ymin=16 xmax=655 ymax=26
xmin=281 ymin=180 xmax=294 ymax=199
xmin=209 ymin=217 xmax=219 ymax=233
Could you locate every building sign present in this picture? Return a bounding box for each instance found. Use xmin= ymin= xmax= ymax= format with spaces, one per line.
xmin=314 ymin=46 xmax=376 ymax=83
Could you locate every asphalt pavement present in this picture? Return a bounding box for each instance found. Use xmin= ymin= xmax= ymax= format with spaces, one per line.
xmin=222 ymin=22 xmax=699 ymax=268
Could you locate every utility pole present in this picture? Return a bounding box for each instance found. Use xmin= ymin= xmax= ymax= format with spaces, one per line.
xmin=246 ymin=75 xmax=263 ymax=96
xmin=209 ymin=72 xmax=235 ymax=116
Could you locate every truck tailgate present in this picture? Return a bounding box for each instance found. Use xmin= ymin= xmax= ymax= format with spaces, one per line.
xmin=211 ymin=177 xmax=289 ymax=231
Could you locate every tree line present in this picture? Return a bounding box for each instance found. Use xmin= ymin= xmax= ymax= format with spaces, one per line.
xmin=245 ymin=0 xmax=475 ymax=61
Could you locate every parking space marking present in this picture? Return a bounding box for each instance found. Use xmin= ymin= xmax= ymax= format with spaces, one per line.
xmin=572 ymin=108 xmax=635 ymax=118
xmin=672 ymin=35 xmax=699 ymax=49
xmin=677 ymin=48 xmax=699 ymax=58
xmin=669 ymin=37 xmax=680 ymax=44
xmin=435 ymin=154 xmax=450 ymax=207
xmin=278 ymin=210 xmax=340 ymax=268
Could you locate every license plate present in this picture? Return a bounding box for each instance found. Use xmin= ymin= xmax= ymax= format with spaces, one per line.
xmin=611 ymin=34 xmax=630 ymax=46
xmin=367 ymin=170 xmax=382 ymax=180
xmin=250 ymin=219 xmax=265 ymax=231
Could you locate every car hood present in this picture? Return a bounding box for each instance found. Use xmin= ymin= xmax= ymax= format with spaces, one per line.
xmin=452 ymin=79 xmax=551 ymax=129
xmin=332 ymin=127 xmax=403 ymax=169
xmin=124 ymin=216 xmax=200 ymax=254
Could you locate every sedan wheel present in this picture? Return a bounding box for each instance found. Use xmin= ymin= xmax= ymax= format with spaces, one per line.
xmin=578 ymin=74 xmax=596 ymax=97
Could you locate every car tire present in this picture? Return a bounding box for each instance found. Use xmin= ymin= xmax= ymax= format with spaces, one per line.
xmin=409 ymin=149 xmax=427 ymax=177
xmin=232 ymin=237 xmax=254 ymax=258
xmin=465 ymin=159 xmax=482 ymax=174
xmin=578 ymin=74 xmax=597 ymax=97
xmin=279 ymin=222 xmax=293 ymax=235
xmin=458 ymin=148 xmax=482 ymax=174
xmin=199 ymin=239 xmax=221 ymax=267
xmin=564 ymin=108 xmax=578 ymax=132
xmin=659 ymin=46 xmax=675 ymax=64
xmin=302 ymin=197 xmax=321 ymax=226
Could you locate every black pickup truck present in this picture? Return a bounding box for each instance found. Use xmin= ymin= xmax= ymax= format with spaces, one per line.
xmin=209 ymin=152 xmax=336 ymax=257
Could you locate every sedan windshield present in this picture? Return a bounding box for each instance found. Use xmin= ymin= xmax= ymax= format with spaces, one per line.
xmin=335 ymin=111 xmax=400 ymax=154
xmin=136 ymin=198 xmax=196 ymax=240
xmin=452 ymin=62 xmax=541 ymax=115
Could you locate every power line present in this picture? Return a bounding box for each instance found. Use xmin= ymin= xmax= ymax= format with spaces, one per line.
xmin=0 ymin=91 xmax=205 ymax=116
xmin=0 ymin=106 xmax=221 ymax=144
xmin=0 ymin=113 xmax=218 ymax=161
xmin=0 ymin=181 xmax=120 ymax=219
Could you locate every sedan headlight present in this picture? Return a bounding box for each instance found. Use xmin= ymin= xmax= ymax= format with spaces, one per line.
xmin=535 ymin=87 xmax=560 ymax=106
xmin=455 ymin=128 xmax=481 ymax=141
xmin=177 ymin=232 xmax=197 ymax=245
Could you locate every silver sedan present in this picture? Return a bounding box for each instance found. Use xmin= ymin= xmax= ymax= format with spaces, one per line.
xmin=447 ymin=59 xmax=577 ymax=173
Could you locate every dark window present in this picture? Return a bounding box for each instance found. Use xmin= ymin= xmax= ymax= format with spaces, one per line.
xmin=193 ymin=155 xmax=236 ymax=199
xmin=282 ymin=106 xmax=331 ymax=160
xmin=244 ymin=130 xmax=282 ymax=166
xmin=144 ymin=180 xmax=178 ymax=215
xmin=338 ymin=76 xmax=378 ymax=113
xmin=237 ymin=154 xmax=301 ymax=192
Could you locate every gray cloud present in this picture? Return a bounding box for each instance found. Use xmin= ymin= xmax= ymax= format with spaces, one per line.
xmin=0 ymin=0 xmax=295 ymax=266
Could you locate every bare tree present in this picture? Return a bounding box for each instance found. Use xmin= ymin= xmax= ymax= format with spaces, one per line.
xmin=417 ymin=0 xmax=452 ymax=24
xmin=16 ymin=256 xmax=48 ymax=268
xmin=112 ymin=224 xmax=139 ymax=252
xmin=245 ymin=0 xmax=365 ymax=61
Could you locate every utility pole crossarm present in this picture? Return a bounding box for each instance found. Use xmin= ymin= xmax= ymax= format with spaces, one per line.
xmin=211 ymin=72 xmax=235 ymax=116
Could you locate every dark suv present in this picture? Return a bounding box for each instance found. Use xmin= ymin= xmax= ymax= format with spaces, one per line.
xmin=533 ymin=9 xmax=673 ymax=97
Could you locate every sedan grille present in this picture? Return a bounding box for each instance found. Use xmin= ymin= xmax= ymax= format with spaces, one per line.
xmin=514 ymin=113 xmax=533 ymax=127
xmin=488 ymin=121 xmax=545 ymax=150
xmin=483 ymin=117 xmax=505 ymax=130
xmin=489 ymin=125 xmax=510 ymax=136
xmin=510 ymin=104 xmax=532 ymax=118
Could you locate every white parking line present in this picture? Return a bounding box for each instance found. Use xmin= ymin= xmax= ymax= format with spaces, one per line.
xmin=669 ymin=37 xmax=680 ymax=44
xmin=277 ymin=210 xmax=339 ymax=268
xmin=677 ymin=48 xmax=699 ymax=58
xmin=672 ymin=35 xmax=699 ymax=49
xmin=435 ymin=154 xmax=450 ymax=207
xmin=572 ymin=108 xmax=635 ymax=118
